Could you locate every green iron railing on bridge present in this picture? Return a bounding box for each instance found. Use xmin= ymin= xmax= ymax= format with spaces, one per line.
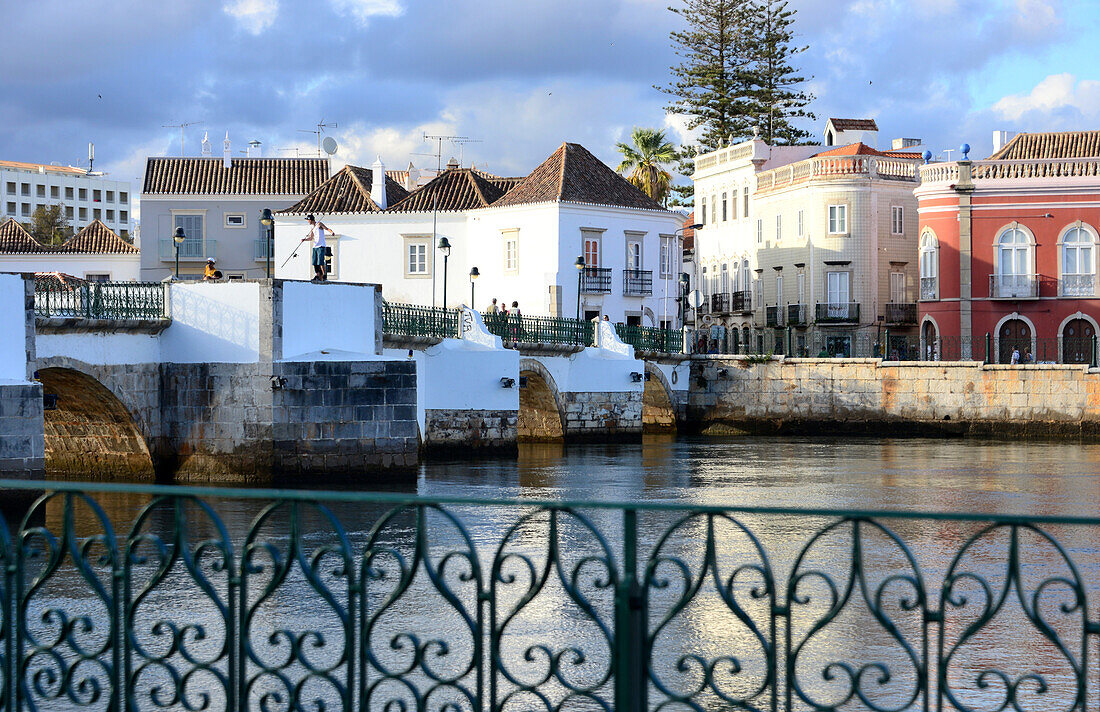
xmin=34 ymin=278 xmax=168 ymax=320
xmin=382 ymin=301 xmax=459 ymax=339
xmin=0 ymin=479 xmax=1095 ymax=712
xmin=482 ymin=312 xmax=594 ymax=347
xmin=615 ymin=323 xmax=684 ymax=353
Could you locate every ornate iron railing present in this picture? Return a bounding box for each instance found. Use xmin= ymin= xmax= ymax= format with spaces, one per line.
xmin=0 ymin=480 xmax=1097 ymax=712
xmin=709 ymin=292 xmax=731 ymax=314
xmin=765 ymin=305 xmax=784 ymax=328
xmin=34 ymin=278 xmax=168 ymax=320
xmin=731 ymin=290 xmax=752 ymax=314
xmin=815 ymin=302 xmax=860 ymax=323
xmin=787 ymin=303 xmax=807 ymax=326
xmin=483 ymin=313 xmax=594 ymax=347
xmin=989 ymin=274 xmax=1038 ymax=299
xmin=580 ymin=267 xmax=612 ymax=294
xmin=920 ymin=277 xmax=938 ymax=301
xmin=382 ymin=301 xmax=458 ymax=339
xmin=622 ymin=269 xmax=653 ymax=296
xmin=615 ymin=324 xmax=683 ymax=353
xmin=885 ymin=302 xmax=917 ymax=324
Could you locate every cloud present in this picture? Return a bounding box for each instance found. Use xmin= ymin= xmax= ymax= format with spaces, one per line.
xmin=992 ymin=73 xmax=1100 ymax=122
xmin=223 ymin=0 xmax=279 ymax=34
xmin=329 ymin=0 xmax=403 ymax=25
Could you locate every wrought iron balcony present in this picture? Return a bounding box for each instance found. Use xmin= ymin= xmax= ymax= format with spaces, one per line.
xmin=885 ymin=302 xmax=917 ymax=324
xmin=579 ymin=266 xmax=612 ymax=294
xmin=254 ymin=237 xmax=274 ymax=261
xmin=765 ymin=305 xmax=784 ymax=328
xmin=920 ymin=276 xmax=938 ymax=301
xmin=1060 ymin=273 xmax=1096 ymax=297
xmin=710 ymin=292 xmax=731 ymax=314
xmin=622 ymin=269 xmax=653 ymax=296
xmin=815 ymin=302 xmax=860 ymax=323
xmin=730 ymin=290 xmax=752 ymax=313
xmin=159 ymin=238 xmax=215 ymax=262
xmin=989 ymin=273 xmax=1038 ymax=299
xmin=787 ymin=303 xmax=807 ymax=326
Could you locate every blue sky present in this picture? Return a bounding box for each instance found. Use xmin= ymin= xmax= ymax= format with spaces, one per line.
xmin=2 ymin=0 xmax=1098 ymax=214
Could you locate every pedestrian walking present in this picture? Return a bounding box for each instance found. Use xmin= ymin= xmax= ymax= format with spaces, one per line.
xmin=1023 ymin=346 xmax=1033 ymax=363
xmin=487 ymin=298 xmax=498 ymax=314
xmin=300 ymin=214 xmax=335 ymax=282
xmin=1010 ymin=346 xmax=1020 ymax=364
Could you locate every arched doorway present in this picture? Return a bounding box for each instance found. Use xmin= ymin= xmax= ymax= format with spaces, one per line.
xmin=998 ymin=319 xmax=1031 ymax=364
xmin=518 ymin=364 xmax=564 ymax=442
xmin=37 ymin=367 xmax=154 ymax=479
xmin=1062 ymin=318 xmax=1095 ymax=364
xmin=921 ymin=320 xmax=938 ymax=360
xmin=642 ymin=367 xmax=676 ymax=433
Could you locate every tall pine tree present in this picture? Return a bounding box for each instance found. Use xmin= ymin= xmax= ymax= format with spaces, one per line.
xmin=747 ymin=0 xmax=815 ymax=144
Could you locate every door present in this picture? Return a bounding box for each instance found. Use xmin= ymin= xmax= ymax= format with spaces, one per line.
xmin=1062 ymin=318 xmax=1095 ymax=364
xmin=890 ymin=272 xmax=906 ymax=303
xmin=826 ymin=271 xmax=850 ymax=319
xmin=584 ymin=236 xmax=600 ymax=268
xmin=922 ymin=321 xmax=938 ymax=360
xmin=998 ymin=319 xmax=1030 ymax=364
xmin=627 ymin=241 xmax=641 ymax=270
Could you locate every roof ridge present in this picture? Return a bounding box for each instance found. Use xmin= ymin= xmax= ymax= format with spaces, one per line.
xmin=556 ymin=143 xmax=568 ymax=201
xmin=344 ymin=165 xmax=376 ymax=210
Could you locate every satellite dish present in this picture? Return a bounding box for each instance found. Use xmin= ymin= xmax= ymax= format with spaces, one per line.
xmin=687 ymin=289 xmax=704 ymax=308
xmin=322 ymin=137 xmax=338 ymax=155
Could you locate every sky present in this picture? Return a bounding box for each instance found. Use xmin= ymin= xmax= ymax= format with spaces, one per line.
xmin=2 ymin=0 xmax=1099 ymax=220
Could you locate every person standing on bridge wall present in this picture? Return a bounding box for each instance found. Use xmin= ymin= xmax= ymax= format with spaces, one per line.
xmin=301 ymin=214 xmax=335 ymax=282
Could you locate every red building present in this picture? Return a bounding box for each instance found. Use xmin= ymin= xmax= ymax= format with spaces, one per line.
xmin=915 ymin=131 xmax=1100 ymax=364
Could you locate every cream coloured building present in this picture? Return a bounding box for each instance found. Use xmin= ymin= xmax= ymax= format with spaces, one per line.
xmin=691 ymin=121 xmax=923 ymax=357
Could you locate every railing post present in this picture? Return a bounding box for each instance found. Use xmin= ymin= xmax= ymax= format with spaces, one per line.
xmin=1093 ymin=335 xmax=1098 ymax=369
xmin=986 ymin=332 xmax=993 ymax=364
xmin=885 ymin=329 xmax=890 ymax=360
xmin=614 ymin=508 xmax=646 ymax=712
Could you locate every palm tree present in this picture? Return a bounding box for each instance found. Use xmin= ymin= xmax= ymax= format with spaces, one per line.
xmin=616 ymin=127 xmax=677 ymax=206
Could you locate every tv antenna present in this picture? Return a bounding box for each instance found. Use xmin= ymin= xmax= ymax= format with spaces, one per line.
xmin=422 ymin=134 xmax=472 ymax=309
xmin=162 ymin=121 xmax=204 ymax=156
xmin=451 ymin=137 xmax=483 ymax=167
xmin=276 ymin=147 xmax=303 ymax=157
xmin=297 ymin=119 xmax=338 ymax=157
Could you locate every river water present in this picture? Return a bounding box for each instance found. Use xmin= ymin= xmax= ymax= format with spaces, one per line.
xmin=15 ymin=436 xmax=1100 ymax=712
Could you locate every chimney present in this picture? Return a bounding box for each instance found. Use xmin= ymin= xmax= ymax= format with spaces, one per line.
xmin=406 ymin=161 xmax=419 ymax=191
xmin=201 ymin=132 xmax=212 ymax=157
xmin=371 ymin=156 xmax=387 ymax=209
xmin=248 ymin=139 xmax=262 ymax=158
xmin=223 ymin=132 xmax=232 ymax=169
xmin=446 ymin=156 xmax=459 ymax=171
xmin=992 ymin=130 xmax=1016 ymax=153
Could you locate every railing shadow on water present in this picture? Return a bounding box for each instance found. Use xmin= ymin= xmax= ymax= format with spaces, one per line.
xmin=0 ymin=480 xmax=1096 ymax=712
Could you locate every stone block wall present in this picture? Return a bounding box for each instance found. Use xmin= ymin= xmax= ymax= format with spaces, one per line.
xmin=0 ymin=383 xmax=44 ymax=477
xmin=560 ymin=391 xmax=643 ymax=441
xmin=424 ymin=409 xmax=517 ymax=451
xmin=691 ymin=357 xmax=1100 ymax=436
xmin=271 ymin=360 xmax=418 ymax=473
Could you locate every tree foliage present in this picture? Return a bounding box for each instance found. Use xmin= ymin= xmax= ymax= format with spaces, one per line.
xmin=29 ymin=204 xmax=72 ymax=245
xmin=616 ymin=127 xmax=677 ymax=206
xmin=751 ymin=0 xmax=815 ymax=144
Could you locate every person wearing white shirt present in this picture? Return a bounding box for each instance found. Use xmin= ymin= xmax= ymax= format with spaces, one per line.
xmin=301 ymin=213 xmax=335 ymax=282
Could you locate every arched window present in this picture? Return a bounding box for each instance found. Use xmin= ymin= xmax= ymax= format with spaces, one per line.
xmin=1061 ymin=226 xmax=1095 ymax=297
xmin=701 ymin=265 xmax=708 ymax=295
xmin=994 ymin=227 xmax=1035 ymax=298
xmin=720 ymin=262 xmax=729 ymax=293
xmin=919 ymin=231 xmax=938 ymax=300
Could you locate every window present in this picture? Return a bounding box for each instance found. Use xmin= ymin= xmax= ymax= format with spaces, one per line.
xmin=797 ymin=271 xmax=805 ymax=304
xmin=890 ymin=272 xmax=907 ymax=303
xmin=78 ymin=207 xmax=87 ymax=220
xmin=503 ymin=230 xmax=518 ymax=272
xmin=405 ymin=240 xmax=429 ymax=275
xmin=891 ymin=206 xmax=904 ymax=235
xmin=173 ymin=213 xmax=204 ymax=244
xmin=20 ymin=183 xmax=29 ymax=197
xmin=659 ymin=236 xmax=675 ymax=278
xmin=826 ymin=271 xmax=850 ymax=315
xmin=78 ymin=188 xmax=87 ymax=201
xmin=35 ymin=185 xmax=45 ymax=198
xmin=627 ymin=241 xmax=642 ymax=270
xmin=5 ymin=202 xmax=13 ymax=214
xmin=1061 ymin=225 xmax=1095 ymax=296
xmin=700 ymin=197 xmax=707 ymax=225
xmin=798 ymin=210 xmax=804 ymax=237
xmin=93 ymin=189 xmax=102 ymax=202
xmin=701 ymin=266 xmax=708 ymax=294
xmin=583 ymin=232 xmax=601 ymax=268
xmin=995 ymin=227 xmax=1032 ymax=297
xmin=743 ymin=186 xmax=749 ymax=217
xmin=93 ymin=208 xmax=101 ymax=219
xmin=20 ymin=203 xmax=29 ymax=217
xmin=720 ymin=263 xmax=728 ymax=292
xmin=226 ymin=274 xmax=245 ymax=281
xmin=4 ymin=182 xmax=13 ymax=194
xmin=776 ymin=214 xmax=782 ymax=242
xmin=920 ymin=231 xmax=938 ymax=300
xmin=106 ymin=210 xmax=114 ymax=221
xmin=120 ymin=192 xmax=128 ymax=204
xmin=84 ymin=273 xmax=110 ymax=282
xmin=742 ymin=260 xmax=751 ymax=294
xmin=721 ymin=192 xmax=727 ymax=221
xmin=828 ymin=205 xmax=848 ymax=234
xmin=50 ymin=186 xmax=59 ymax=199
xmin=106 ymin=191 xmax=114 ymax=202
xmin=120 ymin=211 xmax=128 ymax=222
xmin=65 ymin=187 xmax=73 ymax=200
xmin=754 ymin=276 xmax=763 ymax=305
xmin=224 ymin=213 xmax=246 ymax=228
xmin=756 ymin=219 xmax=763 ymax=244
xmin=65 ymin=206 xmax=73 ymax=219
xmin=710 ymin=195 xmax=717 ymax=224
xmin=776 ymin=274 xmax=783 ymax=304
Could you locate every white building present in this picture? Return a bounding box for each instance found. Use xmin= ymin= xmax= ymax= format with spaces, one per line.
xmin=0 ymin=217 xmax=140 ymax=281
xmin=0 ymin=160 xmax=133 ymax=238
xmin=274 ymin=143 xmax=686 ymax=326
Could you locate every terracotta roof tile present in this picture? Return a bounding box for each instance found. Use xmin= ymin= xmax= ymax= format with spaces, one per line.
xmin=387 ymin=168 xmax=507 ymax=212
xmin=0 ymin=160 xmax=87 ymax=176
xmin=64 ymin=220 xmax=138 ymax=254
xmin=828 ymin=118 xmax=879 ymax=132
xmin=987 ymin=130 xmax=1100 ymax=160
xmin=493 ymin=142 xmax=665 ymax=211
xmin=682 ymin=213 xmax=695 ymax=251
xmin=278 ymin=165 xmax=410 ymax=215
xmin=143 ymin=157 xmax=329 ymax=195
xmin=813 ymin=142 xmax=920 ymax=159
xmin=0 ymin=218 xmax=48 ymax=253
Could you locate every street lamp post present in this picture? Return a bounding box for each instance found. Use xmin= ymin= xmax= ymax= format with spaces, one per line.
xmin=679 ymin=272 xmax=690 ymax=329
xmin=260 ymin=208 xmax=274 ymax=278
xmin=173 ymin=226 xmax=186 ymax=279
xmin=438 ymin=237 xmax=451 ymax=308
xmin=469 ymin=266 xmax=479 ymax=307
xmin=671 ymin=223 xmax=702 ymax=328
xmin=574 ymin=256 xmax=585 ymax=322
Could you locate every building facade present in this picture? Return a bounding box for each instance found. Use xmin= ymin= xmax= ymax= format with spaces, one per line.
xmin=692 ymin=123 xmax=922 ymax=356
xmin=0 ymin=218 xmax=140 ymax=280
xmin=915 ymin=131 xmax=1100 ymax=364
xmin=274 ymin=143 xmax=686 ymax=326
xmin=0 ymin=160 xmax=133 ymax=238
xmin=140 ymin=150 xmax=329 ymax=281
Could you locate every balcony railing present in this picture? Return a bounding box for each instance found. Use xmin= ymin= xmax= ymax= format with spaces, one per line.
xmin=254 ymin=237 xmax=274 ymax=261
xmin=622 ymin=269 xmax=653 ymax=296
xmin=885 ymin=302 xmax=917 ymax=324
xmin=730 ymin=290 xmax=752 ymax=313
xmin=989 ymin=273 xmax=1038 ymax=299
xmin=34 ymin=277 xmax=168 ymax=320
xmin=3 ymin=479 xmax=1099 ymax=712
xmin=787 ymin=303 xmax=807 ymax=326
xmin=920 ymin=276 xmax=938 ymax=301
xmin=579 ymin=266 xmax=612 ymax=294
xmin=710 ymin=292 xmax=731 ymax=314
xmin=615 ymin=323 xmax=683 ymax=352
xmin=1060 ymin=273 xmax=1096 ymax=297
xmin=765 ymin=305 xmax=784 ymax=327
xmin=382 ymin=301 xmax=458 ymax=340
xmin=815 ymin=302 xmax=860 ymax=323
xmin=159 ymin=238 xmax=215 ymax=261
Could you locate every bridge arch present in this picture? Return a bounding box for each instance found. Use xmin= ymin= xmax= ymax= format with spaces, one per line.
xmin=35 ymin=359 xmax=156 ymax=479
xmin=518 ymin=358 xmax=564 ymax=442
xmin=642 ymin=363 xmax=677 ymax=433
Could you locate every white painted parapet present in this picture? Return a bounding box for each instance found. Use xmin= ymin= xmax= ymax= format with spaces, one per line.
xmin=278 ymin=280 xmax=382 ymax=360
xmin=0 ymin=273 xmax=33 ymax=382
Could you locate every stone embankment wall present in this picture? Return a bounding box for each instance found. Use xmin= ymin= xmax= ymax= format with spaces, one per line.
xmin=690 ymin=357 xmax=1100 ymax=436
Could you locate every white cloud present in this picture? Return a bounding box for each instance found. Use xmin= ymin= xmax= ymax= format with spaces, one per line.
xmin=1013 ymin=0 xmax=1061 ymax=35
xmin=223 ymin=0 xmax=278 ymax=34
xmin=992 ymin=73 xmax=1100 ymax=121
xmin=329 ymin=0 xmax=403 ymax=25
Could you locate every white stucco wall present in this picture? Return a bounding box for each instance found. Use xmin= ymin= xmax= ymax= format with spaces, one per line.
xmin=0 ymin=274 xmax=29 ymax=381
xmin=35 ymin=331 xmax=160 ymax=365
xmin=0 ymin=254 xmax=141 ymax=281
xmin=159 ymin=281 xmax=261 ymax=363
xmin=280 ymin=280 xmax=380 ymax=359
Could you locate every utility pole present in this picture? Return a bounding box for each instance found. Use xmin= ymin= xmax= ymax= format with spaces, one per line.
xmin=162 ymin=121 xmax=204 ymax=156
